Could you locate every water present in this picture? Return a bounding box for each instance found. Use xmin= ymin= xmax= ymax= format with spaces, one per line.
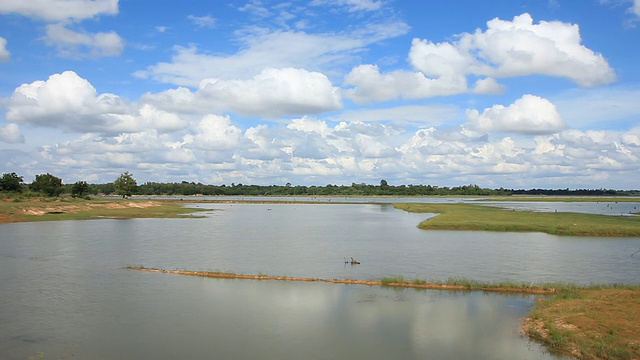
xmin=3 ymin=202 xmax=638 ymax=359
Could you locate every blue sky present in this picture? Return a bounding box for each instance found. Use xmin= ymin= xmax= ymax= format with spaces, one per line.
xmin=1 ymin=0 xmax=639 ymax=189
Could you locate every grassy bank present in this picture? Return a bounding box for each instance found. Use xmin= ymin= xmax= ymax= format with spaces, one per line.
xmin=127 ymin=266 xmax=557 ymax=294
xmin=524 ymin=286 xmax=640 ymax=360
xmin=478 ymin=196 xmax=640 ymax=202
xmin=393 ymin=202 xmax=640 ymax=236
xmin=0 ymin=197 xmax=206 ymax=223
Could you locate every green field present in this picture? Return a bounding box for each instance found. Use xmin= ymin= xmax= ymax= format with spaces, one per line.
xmin=393 ymin=202 xmax=640 ymax=236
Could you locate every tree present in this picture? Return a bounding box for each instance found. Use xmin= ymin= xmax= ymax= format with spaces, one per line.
xmin=0 ymin=172 xmax=24 ymax=192
xmin=71 ymin=181 xmax=89 ymax=198
xmin=114 ymin=172 xmax=137 ymax=198
xmin=30 ymin=173 xmax=63 ymax=196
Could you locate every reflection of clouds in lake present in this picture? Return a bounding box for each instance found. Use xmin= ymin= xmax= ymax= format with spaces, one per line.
xmin=410 ymin=292 xmax=547 ymax=359
xmin=197 ymin=279 xmax=553 ymax=359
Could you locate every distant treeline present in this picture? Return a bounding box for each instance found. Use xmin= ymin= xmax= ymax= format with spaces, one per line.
xmin=87 ymin=181 xmax=638 ymax=197
xmin=2 ymin=171 xmax=638 ymax=197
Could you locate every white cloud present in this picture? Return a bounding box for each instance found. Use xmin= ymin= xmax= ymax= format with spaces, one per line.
xmin=331 ymin=104 xmax=459 ymax=126
xmin=344 ymin=64 xmax=467 ymax=103
xmin=190 ymin=115 xmax=242 ymax=153
xmin=9 ymin=107 xmax=640 ymax=188
xmin=242 ymin=125 xmax=286 ymax=161
xmin=0 ymin=0 xmax=118 ymax=22
xmin=409 ymin=38 xmax=473 ymax=78
xmin=44 ymin=23 xmax=123 ymax=58
xmin=201 ymin=68 xmax=342 ymax=117
xmin=144 ymin=67 xmax=343 ymax=117
xmin=135 ymin=22 xmax=410 ymax=86
xmin=346 ymin=13 xmax=615 ymax=103
xmin=6 ymin=71 xmax=187 ymax=134
xmin=465 ymin=94 xmax=566 ymax=135
xmin=0 ymin=123 xmax=24 ymax=143
xmin=188 ymin=14 xmax=215 ymax=28
xmin=472 ymin=77 xmax=505 ymax=94
xmin=633 ymin=0 xmax=640 ymax=16
xmin=460 ymin=13 xmax=615 ymax=86
xmin=0 ymin=36 xmax=10 ymax=61
xmin=310 ymin=0 xmax=383 ymax=12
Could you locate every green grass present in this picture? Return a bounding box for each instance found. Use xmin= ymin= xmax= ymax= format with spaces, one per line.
xmin=380 ymin=275 xmax=405 ymax=285
xmin=525 ymin=285 xmax=640 ymax=360
xmin=393 ymin=202 xmax=640 ymax=236
xmin=478 ymin=196 xmax=640 ymax=202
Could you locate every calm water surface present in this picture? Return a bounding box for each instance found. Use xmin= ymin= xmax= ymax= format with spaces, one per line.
xmin=2 ymin=202 xmax=638 ymax=359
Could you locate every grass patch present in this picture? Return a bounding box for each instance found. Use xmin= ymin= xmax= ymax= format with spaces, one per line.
xmin=524 ymin=286 xmax=640 ymax=360
xmin=0 ymin=197 xmax=207 ymax=223
xmin=393 ymin=202 xmax=640 ymax=236
xmin=478 ymin=196 xmax=640 ymax=203
xmin=380 ymin=275 xmax=405 ymax=285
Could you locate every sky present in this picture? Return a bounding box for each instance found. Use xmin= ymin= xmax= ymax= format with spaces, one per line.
xmin=1 ymin=0 xmax=639 ymax=189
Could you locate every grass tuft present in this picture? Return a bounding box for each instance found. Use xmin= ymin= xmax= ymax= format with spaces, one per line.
xmin=380 ymin=275 xmax=405 ymax=285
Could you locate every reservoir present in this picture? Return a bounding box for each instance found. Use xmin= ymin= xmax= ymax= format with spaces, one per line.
xmin=2 ymin=202 xmax=638 ymax=359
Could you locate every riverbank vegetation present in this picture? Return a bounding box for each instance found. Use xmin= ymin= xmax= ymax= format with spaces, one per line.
xmin=524 ymin=285 xmax=640 ymax=360
xmin=3 ymin=171 xmax=640 ymax=198
xmin=393 ymin=202 xmax=640 ymax=236
xmin=127 ymin=266 xmax=557 ymax=294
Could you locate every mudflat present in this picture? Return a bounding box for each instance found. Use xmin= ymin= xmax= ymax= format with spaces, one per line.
xmin=0 ymin=198 xmax=204 ymax=223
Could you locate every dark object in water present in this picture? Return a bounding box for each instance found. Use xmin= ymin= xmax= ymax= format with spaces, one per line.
xmin=345 ymin=257 xmax=360 ymax=265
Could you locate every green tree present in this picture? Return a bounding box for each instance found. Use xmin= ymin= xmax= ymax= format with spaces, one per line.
xmin=114 ymin=172 xmax=137 ymax=198
xmin=0 ymin=172 xmax=24 ymax=192
xmin=71 ymin=181 xmax=89 ymax=198
xmin=30 ymin=173 xmax=63 ymax=196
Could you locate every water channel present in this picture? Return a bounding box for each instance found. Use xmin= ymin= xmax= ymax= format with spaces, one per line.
xmin=1 ymin=201 xmax=639 ymax=359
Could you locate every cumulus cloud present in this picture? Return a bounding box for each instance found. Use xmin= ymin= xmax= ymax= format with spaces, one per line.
xmin=190 ymin=115 xmax=242 ymax=151
xmin=0 ymin=0 xmax=122 ymax=58
xmin=633 ymin=0 xmax=640 ymax=17
xmin=0 ymin=0 xmax=118 ymax=22
xmin=457 ymin=13 xmax=615 ymax=86
xmin=44 ymin=23 xmax=123 ymax=58
xmin=344 ymin=64 xmax=466 ymax=103
xmin=200 ymin=68 xmax=342 ymax=117
xmin=0 ymin=123 xmax=24 ymax=143
xmin=347 ymin=13 xmax=614 ymax=103
xmin=144 ymin=67 xmax=343 ymax=117
xmin=465 ymin=94 xmax=566 ymax=135
xmin=136 ymin=21 xmax=409 ymax=86
xmin=9 ymin=108 xmax=640 ymax=188
xmin=0 ymin=36 xmax=9 ymax=61
xmin=472 ymin=77 xmax=505 ymax=94
xmin=6 ymin=71 xmax=186 ymax=134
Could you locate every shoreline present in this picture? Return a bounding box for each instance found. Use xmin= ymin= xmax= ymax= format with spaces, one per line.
xmin=128 ymin=266 xmax=640 ymax=360
xmin=2 ymin=197 xmax=639 ymax=237
xmin=126 ymin=266 xmax=557 ymax=294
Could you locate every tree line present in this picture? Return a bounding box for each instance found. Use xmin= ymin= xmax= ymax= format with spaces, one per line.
xmin=2 ymin=171 xmax=638 ymax=198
